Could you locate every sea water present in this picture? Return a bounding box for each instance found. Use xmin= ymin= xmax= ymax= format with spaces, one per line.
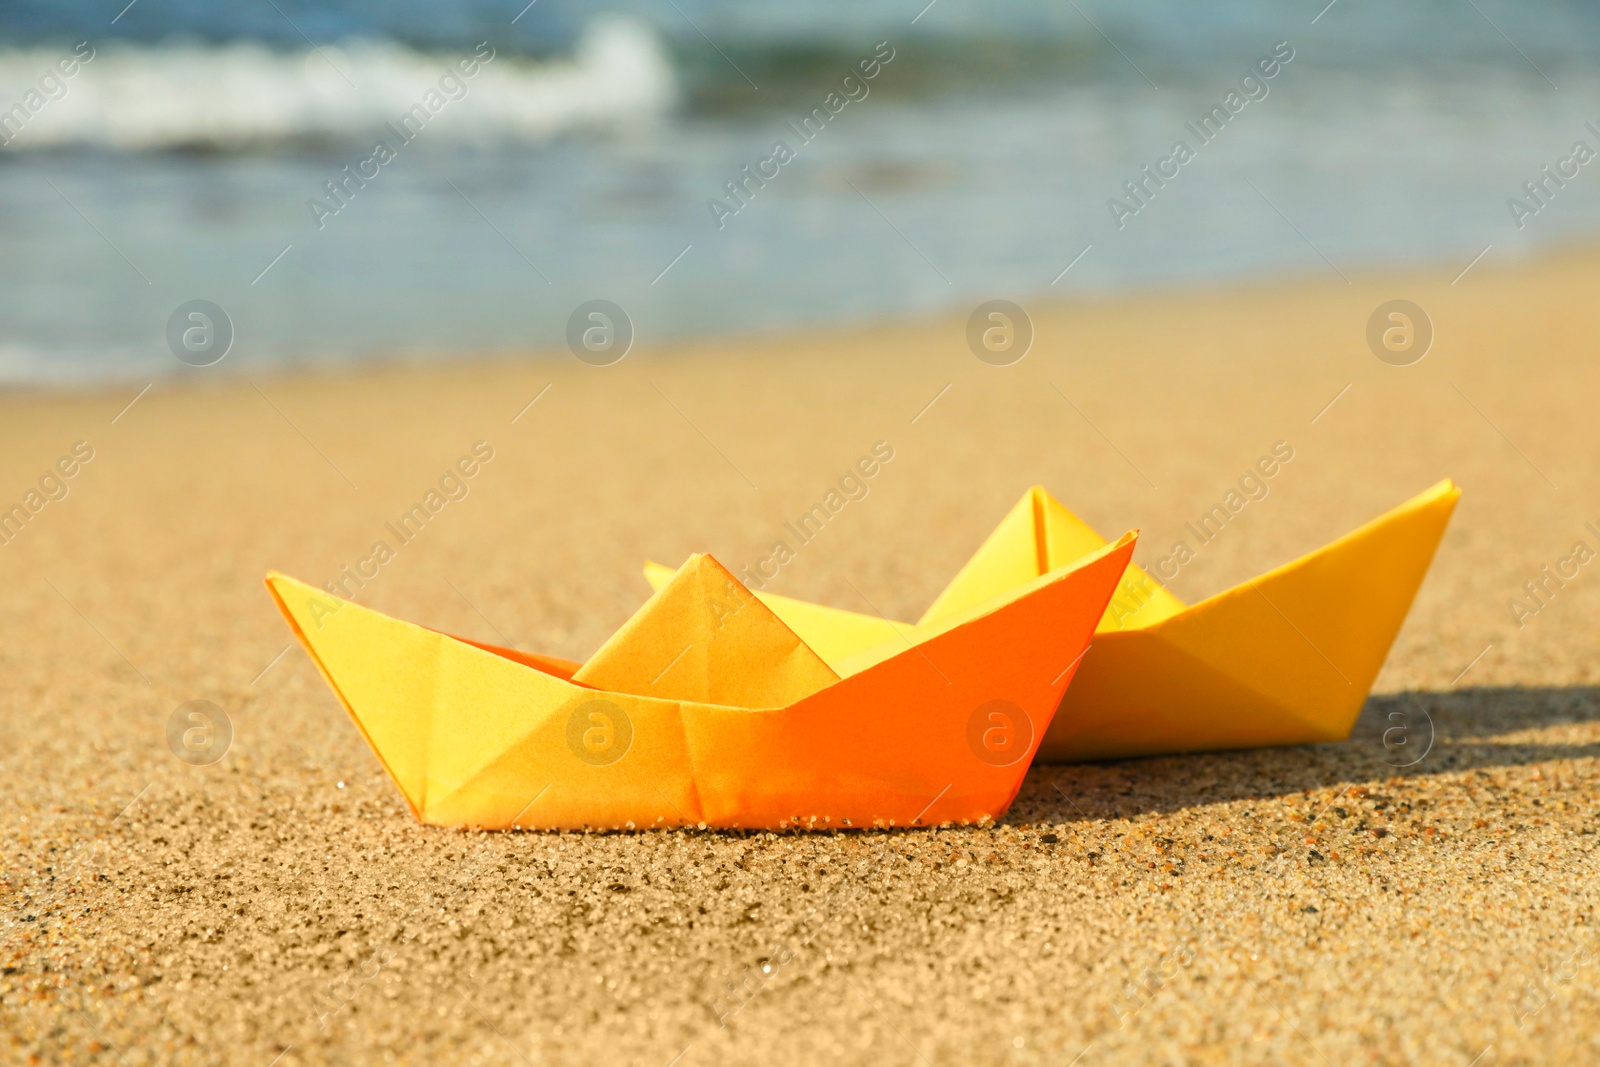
xmin=1 ymin=0 xmax=1598 ymax=383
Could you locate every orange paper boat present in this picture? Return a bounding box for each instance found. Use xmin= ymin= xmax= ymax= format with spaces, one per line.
xmin=264 ymin=531 xmax=1136 ymax=831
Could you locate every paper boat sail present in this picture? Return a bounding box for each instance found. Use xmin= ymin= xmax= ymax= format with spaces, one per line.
xmin=573 ymin=553 xmax=843 ymax=708
xmin=645 ymin=480 xmax=1459 ymax=763
xmin=265 ymin=532 xmax=1136 ymax=831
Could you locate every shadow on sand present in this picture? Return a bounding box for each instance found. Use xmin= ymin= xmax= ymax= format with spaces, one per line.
xmin=1012 ymin=686 xmax=1600 ymax=825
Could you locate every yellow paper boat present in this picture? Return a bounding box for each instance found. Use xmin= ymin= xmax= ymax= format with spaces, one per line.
xmin=265 ymin=530 xmax=1137 ymax=831
xmin=645 ymin=479 xmax=1458 ymax=763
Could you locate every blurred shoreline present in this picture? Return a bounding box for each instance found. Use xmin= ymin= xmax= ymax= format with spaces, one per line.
xmin=4 ymin=238 xmax=1597 ymax=397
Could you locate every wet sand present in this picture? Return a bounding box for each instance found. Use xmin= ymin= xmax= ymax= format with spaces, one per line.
xmin=4 ymin=249 xmax=1600 ymax=1065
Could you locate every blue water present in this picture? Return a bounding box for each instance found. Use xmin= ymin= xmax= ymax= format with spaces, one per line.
xmin=2 ymin=0 xmax=1599 ymax=382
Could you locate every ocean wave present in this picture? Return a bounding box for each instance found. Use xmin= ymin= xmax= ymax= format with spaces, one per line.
xmin=0 ymin=343 xmax=164 ymax=386
xmin=0 ymin=16 xmax=675 ymax=152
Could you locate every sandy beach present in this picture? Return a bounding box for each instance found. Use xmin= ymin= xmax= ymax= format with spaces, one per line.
xmin=5 ymin=249 xmax=1600 ymax=1066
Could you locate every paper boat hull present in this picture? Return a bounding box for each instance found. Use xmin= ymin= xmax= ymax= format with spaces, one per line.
xmin=265 ymin=534 xmax=1133 ymax=831
xmin=1037 ymin=480 xmax=1459 ymax=762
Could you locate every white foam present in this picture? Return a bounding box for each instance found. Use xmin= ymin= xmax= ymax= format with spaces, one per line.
xmin=0 ymin=16 xmax=676 ymax=151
